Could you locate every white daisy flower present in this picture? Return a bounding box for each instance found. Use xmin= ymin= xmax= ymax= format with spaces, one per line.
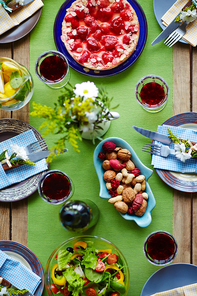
xmin=11 ymin=143 xmax=28 ymax=161
xmin=74 ymin=81 xmax=99 ymax=99
xmin=79 ymin=122 xmax=94 ymax=133
xmin=180 ymin=9 xmax=197 ymax=23
xmin=174 ymin=143 xmax=192 ymax=162
xmin=0 ymin=287 xmax=8 ymax=295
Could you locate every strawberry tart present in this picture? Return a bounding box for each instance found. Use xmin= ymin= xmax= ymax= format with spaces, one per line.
xmin=61 ymin=0 xmax=140 ymax=71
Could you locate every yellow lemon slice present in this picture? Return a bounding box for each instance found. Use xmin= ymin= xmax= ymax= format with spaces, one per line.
xmin=1 ymin=98 xmax=18 ymax=106
xmin=0 ymin=70 xmax=5 ymax=93
xmin=0 ymin=93 xmax=8 ymax=100
xmin=4 ymin=82 xmax=16 ymax=97
xmin=2 ymin=61 xmax=20 ymax=83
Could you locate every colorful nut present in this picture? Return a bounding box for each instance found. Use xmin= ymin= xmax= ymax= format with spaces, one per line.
xmin=114 ymin=201 xmax=128 ymax=214
xmin=142 ymin=192 xmax=148 ymax=200
xmin=115 ymin=172 xmax=123 ymax=182
xmin=121 ymin=168 xmax=128 ymax=177
xmin=135 ymin=175 xmax=145 ymax=183
xmin=134 ymin=183 xmax=141 ymax=194
xmin=106 ymin=152 xmax=117 ymax=160
xmin=141 ymin=180 xmax=146 ymax=191
xmin=125 ymin=159 xmax=135 ymax=171
xmin=108 ymin=195 xmax=122 ymax=203
xmin=102 ymin=160 xmax=111 ymax=170
xmin=103 ymin=170 xmax=116 ymax=182
xmin=125 ymin=173 xmax=135 ymax=184
xmin=122 ymin=187 xmax=135 ymax=203
xmin=117 ymin=185 xmax=124 ymax=195
xmin=106 ymin=182 xmax=112 ymax=190
xmin=117 ymin=149 xmax=131 ymax=161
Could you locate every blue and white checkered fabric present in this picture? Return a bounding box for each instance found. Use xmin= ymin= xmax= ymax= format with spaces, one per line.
xmin=151 ymin=125 xmax=197 ymax=173
xmin=0 ymin=250 xmax=41 ymax=293
xmin=0 ymin=130 xmax=48 ymax=189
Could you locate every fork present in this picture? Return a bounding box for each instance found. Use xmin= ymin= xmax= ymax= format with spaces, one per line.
xmin=164 ymin=22 xmax=188 ymax=47
xmin=25 ymin=139 xmax=48 ymax=154
xmin=142 ymin=143 xmax=176 ymax=158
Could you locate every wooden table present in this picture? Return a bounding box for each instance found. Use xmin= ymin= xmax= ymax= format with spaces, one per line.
xmin=0 ymin=31 xmax=197 ymax=275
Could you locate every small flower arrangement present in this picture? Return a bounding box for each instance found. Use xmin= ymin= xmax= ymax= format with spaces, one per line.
xmin=0 ymin=285 xmax=28 ymax=295
xmin=168 ymin=128 xmax=197 ymax=162
xmin=0 ymin=144 xmax=35 ymax=169
xmin=175 ymin=2 xmax=197 ymax=23
xmin=30 ymin=81 xmax=119 ymax=158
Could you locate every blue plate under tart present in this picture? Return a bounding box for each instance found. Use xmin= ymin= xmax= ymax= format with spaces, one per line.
xmin=154 ymin=112 xmax=197 ymax=192
xmin=53 ymin=0 xmax=147 ymax=77
xmin=93 ymin=137 xmax=156 ymax=227
xmin=0 ymin=240 xmax=44 ymax=296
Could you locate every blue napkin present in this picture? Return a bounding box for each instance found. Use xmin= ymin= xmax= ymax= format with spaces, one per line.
xmin=0 ymin=130 xmax=48 ymax=190
xmin=151 ymin=125 xmax=197 ymax=173
xmin=0 ymin=250 xmax=41 ymax=294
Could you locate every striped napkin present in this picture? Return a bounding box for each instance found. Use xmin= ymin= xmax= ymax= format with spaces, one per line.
xmin=0 ymin=0 xmax=44 ymax=36
xmin=0 ymin=250 xmax=41 ymax=294
xmin=162 ymin=0 xmax=197 ymax=47
xmin=151 ymin=283 xmax=197 ymax=296
xmin=151 ymin=125 xmax=197 ymax=173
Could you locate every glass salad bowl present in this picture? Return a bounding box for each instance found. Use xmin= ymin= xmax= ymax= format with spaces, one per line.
xmin=0 ymin=57 xmax=34 ymax=111
xmin=45 ymin=235 xmax=130 ymax=296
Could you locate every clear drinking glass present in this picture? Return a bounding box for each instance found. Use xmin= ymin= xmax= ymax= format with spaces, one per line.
xmin=135 ymin=75 xmax=169 ymax=113
xmin=35 ymin=50 xmax=70 ymax=89
xmin=143 ymin=230 xmax=178 ymax=266
xmin=0 ymin=57 xmax=34 ymax=111
xmin=38 ymin=170 xmax=73 ymax=205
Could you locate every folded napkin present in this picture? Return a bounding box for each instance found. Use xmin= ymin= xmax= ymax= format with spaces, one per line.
xmin=0 ymin=250 xmax=41 ymax=294
xmin=0 ymin=0 xmax=44 ymax=36
xmin=151 ymin=282 xmax=197 ymax=295
xmin=162 ymin=0 xmax=197 ymax=47
xmin=0 ymin=129 xmax=48 ymax=190
xmin=151 ymin=124 xmax=197 ymax=173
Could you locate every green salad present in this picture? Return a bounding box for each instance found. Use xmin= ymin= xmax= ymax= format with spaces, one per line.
xmin=50 ymin=240 xmax=127 ymax=296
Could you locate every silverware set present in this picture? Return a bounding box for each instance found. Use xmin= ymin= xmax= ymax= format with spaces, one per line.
xmin=142 ymin=143 xmax=176 ymax=158
xmin=164 ymin=22 xmax=188 ymax=47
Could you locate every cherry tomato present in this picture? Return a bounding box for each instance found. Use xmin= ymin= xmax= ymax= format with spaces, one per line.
xmin=111 ymin=293 xmax=120 ymax=296
xmin=98 ymin=252 xmax=109 ymax=258
xmin=115 ymin=272 xmax=121 ymax=280
xmin=107 ymin=254 xmax=118 ymax=265
xmin=60 ymin=286 xmax=70 ymax=295
xmin=54 ymin=253 xmax=58 ymax=260
xmin=86 ymin=288 xmax=97 ymax=296
xmin=83 ymin=278 xmax=90 ymax=286
xmin=95 ymin=258 xmax=105 ymax=272
xmin=50 ymin=284 xmax=59 ymax=294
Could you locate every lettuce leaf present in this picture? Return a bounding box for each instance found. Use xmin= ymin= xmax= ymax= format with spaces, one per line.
xmin=57 ymin=249 xmax=73 ymax=270
xmin=81 ymin=250 xmax=97 ymax=269
xmin=63 ymin=268 xmax=84 ymax=296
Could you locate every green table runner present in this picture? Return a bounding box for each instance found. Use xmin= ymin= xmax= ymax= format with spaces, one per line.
xmin=29 ymin=0 xmax=173 ymax=295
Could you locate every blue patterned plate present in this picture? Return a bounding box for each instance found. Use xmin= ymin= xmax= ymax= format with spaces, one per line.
xmin=53 ymin=0 xmax=147 ymax=77
xmin=155 ymin=112 xmax=197 ymax=192
xmin=0 ymin=240 xmax=44 ymax=296
xmin=93 ymin=137 xmax=156 ymax=227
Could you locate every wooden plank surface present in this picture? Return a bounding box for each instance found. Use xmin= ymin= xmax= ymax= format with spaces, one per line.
xmin=0 ymin=38 xmax=29 ymax=246
xmin=172 ymin=43 xmax=192 ymax=264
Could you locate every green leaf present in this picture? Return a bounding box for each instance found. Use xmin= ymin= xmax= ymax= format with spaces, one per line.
xmin=0 ymin=150 xmax=7 ymax=162
xmin=10 ymin=71 xmax=23 ymax=89
xmin=85 ymin=268 xmax=103 ymax=283
xmin=14 ymin=80 xmax=30 ymax=102
xmin=57 ymin=249 xmax=73 ymax=270
xmin=110 ymin=280 xmax=126 ymax=294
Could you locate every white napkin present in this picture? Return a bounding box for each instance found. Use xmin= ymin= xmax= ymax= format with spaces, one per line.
xmin=0 ymin=250 xmax=41 ymax=294
xmin=161 ymin=0 xmax=197 ymax=47
xmin=151 ymin=282 xmax=197 ymax=296
xmin=151 ymin=125 xmax=197 ymax=173
xmin=0 ymin=129 xmax=48 ymax=189
xmin=0 ymin=0 xmax=44 ymax=36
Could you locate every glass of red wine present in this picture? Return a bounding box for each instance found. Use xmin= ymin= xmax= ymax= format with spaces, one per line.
xmin=35 ymin=51 xmax=70 ymax=89
xmin=143 ymin=230 xmax=178 ymax=266
xmin=38 ymin=170 xmax=73 ymax=205
xmin=135 ymin=75 xmax=169 ymax=113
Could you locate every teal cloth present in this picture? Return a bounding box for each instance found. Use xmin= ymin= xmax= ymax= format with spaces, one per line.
xmin=29 ymin=0 xmax=173 ymax=295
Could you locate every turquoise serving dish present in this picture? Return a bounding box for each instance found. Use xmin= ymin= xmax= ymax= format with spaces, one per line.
xmin=93 ymin=137 xmax=156 ymax=227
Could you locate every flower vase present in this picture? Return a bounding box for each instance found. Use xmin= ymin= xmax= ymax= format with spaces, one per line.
xmin=81 ymin=111 xmax=119 ymax=140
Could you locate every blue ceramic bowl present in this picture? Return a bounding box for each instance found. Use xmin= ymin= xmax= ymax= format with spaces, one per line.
xmin=93 ymin=137 xmax=156 ymax=227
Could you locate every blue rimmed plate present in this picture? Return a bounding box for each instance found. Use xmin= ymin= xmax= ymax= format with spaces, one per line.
xmin=93 ymin=137 xmax=156 ymax=227
xmin=155 ymin=112 xmax=197 ymax=192
xmin=0 ymin=240 xmax=44 ymax=296
xmin=141 ymin=263 xmax=197 ymax=296
xmin=53 ymin=0 xmax=147 ymax=77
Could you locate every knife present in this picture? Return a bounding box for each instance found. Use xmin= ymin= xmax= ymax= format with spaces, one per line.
xmin=8 ymin=0 xmax=35 ymax=14
xmin=151 ymin=16 xmax=182 ymax=45
xmin=132 ymin=126 xmax=172 ymax=145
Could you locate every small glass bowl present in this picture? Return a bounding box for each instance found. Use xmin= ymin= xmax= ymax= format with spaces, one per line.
xmin=0 ymin=57 xmax=34 ymax=111
xmin=45 ymin=235 xmax=130 ymax=296
xmin=135 ymin=75 xmax=169 ymax=113
xmin=38 ymin=170 xmax=73 ymax=205
xmin=143 ymin=230 xmax=178 ymax=266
